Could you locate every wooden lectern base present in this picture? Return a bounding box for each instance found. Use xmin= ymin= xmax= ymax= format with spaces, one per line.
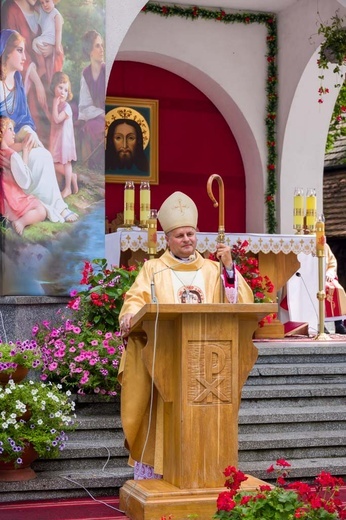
xmin=119 ymin=475 xmax=270 ymax=520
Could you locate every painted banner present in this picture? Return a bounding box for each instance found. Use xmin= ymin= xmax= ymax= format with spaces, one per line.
xmin=0 ymin=0 xmax=105 ymax=296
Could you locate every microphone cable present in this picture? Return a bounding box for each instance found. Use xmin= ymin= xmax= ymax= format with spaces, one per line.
xmin=295 ymin=271 xmax=320 ymax=333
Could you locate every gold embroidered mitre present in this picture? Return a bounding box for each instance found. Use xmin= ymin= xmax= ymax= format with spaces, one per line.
xmin=158 ymin=191 xmax=198 ymax=233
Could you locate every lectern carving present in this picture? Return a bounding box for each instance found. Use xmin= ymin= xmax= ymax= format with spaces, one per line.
xmin=120 ymin=303 xmax=277 ymax=520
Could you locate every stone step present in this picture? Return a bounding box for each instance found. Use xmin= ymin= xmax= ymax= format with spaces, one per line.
xmin=239 ymin=429 xmax=346 ymax=449
xmin=239 ymin=404 xmax=346 ymax=424
xmin=32 ymin=439 xmax=129 ymax=471
xmin=239 ymin=430 xmax=346 ymax=462
xmin=250 ymin=362 xmax=346 ymax=376
xmin=242 ymin=382 xmax=346 ymax=401
xmin=0 ymin=467 xmax=134 ymax=503
xmin=246 ymin=373 xmax=346 ymax=385
xmin=2 ymin=343 xmax=346 ymax=503
xmin=239 ymin=456 xmax=346 ymax=483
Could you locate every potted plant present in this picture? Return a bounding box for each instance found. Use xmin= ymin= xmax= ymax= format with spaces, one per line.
xmin=0 ymin=339 xmax=42 ymax=384
xmin=0 ymin=379 xmax=75 ymax=480
xmin=318 ymin=13 xmax=346 ymax=68
xmin=66 ymin=258 xmax=141 ymax=332
xmin=34 ymin=320 xmax=124 ymax=397
xmin=316 ymin=12 xmax=346 ymax=106
xmin=213 ymin=459 xmax=346 ymax=519
xmin=32 ymin=259 xmax=141 ymax=397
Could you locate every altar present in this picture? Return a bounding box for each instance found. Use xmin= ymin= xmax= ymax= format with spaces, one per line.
xmin=105 ymin=230 xmax=318 ymax=337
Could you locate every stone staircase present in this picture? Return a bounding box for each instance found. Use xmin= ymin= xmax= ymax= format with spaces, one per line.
xmin=1 ymin=340 xmax=346 ymax=503
xmin=239 ymin=340 xmax=346 ymax=482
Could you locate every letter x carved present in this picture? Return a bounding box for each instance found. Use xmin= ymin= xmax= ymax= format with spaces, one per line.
xmin=187 ymin=341 xmax=232 ymax=405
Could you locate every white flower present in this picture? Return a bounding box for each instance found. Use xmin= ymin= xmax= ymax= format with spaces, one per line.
xmin=37 ymin=419 xmax=43 ymax=425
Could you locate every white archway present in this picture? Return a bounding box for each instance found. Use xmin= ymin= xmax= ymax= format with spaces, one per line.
xmin=115 ymin=51 xmax=265 ymax=230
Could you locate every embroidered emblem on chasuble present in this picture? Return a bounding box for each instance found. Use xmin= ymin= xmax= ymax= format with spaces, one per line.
xmin=170 ymin=269 xmax=205 ymax=303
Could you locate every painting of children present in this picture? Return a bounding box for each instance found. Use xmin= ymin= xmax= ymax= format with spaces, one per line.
xmin=49 ymin=71 xmax=78 ymax=198
xmin=0 ymin=116 xmax=47 ymax=235
xmin=32 ymin=0 xmax=64 ymax=83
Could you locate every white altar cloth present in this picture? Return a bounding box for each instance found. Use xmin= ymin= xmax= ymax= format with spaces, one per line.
xmin=106 ymin=229 xmax=316 ymax=262
xmin=105 ymin=229 xmax=321 ymax=332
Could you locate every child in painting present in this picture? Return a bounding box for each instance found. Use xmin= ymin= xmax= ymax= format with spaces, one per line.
xmin=49 ymin=71 xmax=78 ymax=198
xmin=0 ymin=116 xmax=47 ymax=235
xmin=32 ymin=0 xmax=64 ymax=82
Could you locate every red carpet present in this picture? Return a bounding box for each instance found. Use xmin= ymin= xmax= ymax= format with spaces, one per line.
xmin=1 ymin=489 xmax=346 ymax=519
xmin=1 ymin=489 xmax=346 ymax=520
xmin=0 ymin=496 xmax=129 ymax=520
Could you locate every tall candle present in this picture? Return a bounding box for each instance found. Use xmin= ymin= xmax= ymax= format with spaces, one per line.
xmin=293 ymin=187 xmax=304 ymax=232
xmin=124 ymin=181 xmax=135 ymax=225
xmin=306 ymin=188 xmax=316 ymax=232
xmin=147 ymin=209 xmax=157 ymax=256
xmin=140 ymin=182 xmax=150 ymax=226
xmin=315 ymin=215 xmax=326 ymax=256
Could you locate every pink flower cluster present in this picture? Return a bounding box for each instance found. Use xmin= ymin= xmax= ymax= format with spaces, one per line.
xmin=33 ymin=320 xmax=124 ymax=397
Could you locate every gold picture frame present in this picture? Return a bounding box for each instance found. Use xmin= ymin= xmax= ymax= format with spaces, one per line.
xmin=105 ymin=96 xmax=159 ymax=184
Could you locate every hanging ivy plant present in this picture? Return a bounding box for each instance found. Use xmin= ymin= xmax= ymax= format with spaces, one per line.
xmin=142 ymin=2 xmax=278 ymax=233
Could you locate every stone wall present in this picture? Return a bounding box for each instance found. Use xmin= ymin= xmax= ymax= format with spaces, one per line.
xmin=0 ymin=296 xmax=68 ymax=343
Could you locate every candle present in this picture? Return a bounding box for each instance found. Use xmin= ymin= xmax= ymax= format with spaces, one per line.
xmin=124 ymin=181 xmax=135 ymax=226
xmin=140 ymin=182 xmax=150 ymax=226
xmin=293 ymin=187 xmax=304 ymax=232
xmin=147 ymin=209 xmax=157 ymax=256
xmin=315 ymin=215 xmax=326 ymax=256
xmin=306 ymin=188 xmax=316 ymax=232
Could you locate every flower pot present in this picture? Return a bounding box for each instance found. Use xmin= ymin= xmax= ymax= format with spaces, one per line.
xmin=322 ymin=46 xmax=344 ymax=64
xmin=0 ymin=442 xmax=38 ymax=481
xmin=0 ymin=365 xmax=29 ymax=386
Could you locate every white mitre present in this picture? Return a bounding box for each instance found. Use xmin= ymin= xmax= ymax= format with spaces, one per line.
xmin=158 ymin=191 xmax=198 ymax=233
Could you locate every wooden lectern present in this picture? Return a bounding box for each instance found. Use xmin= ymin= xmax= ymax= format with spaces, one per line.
xmin=120 ymin=303 xmax=277 ymax=520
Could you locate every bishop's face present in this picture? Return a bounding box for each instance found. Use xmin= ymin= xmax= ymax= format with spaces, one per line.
xmin=166 ymin=226 xmax=197 ymax=259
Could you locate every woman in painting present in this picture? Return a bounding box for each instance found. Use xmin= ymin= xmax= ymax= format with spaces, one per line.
xmin=77 ymin=30 xmax=105 ymax=170
xmin=105 ymin=118 xmax=149 ymax=174
xmin=2 ymin=0 xmax=52 ymax=139
xmin=0 ymin=29 xmax=78 ymax=223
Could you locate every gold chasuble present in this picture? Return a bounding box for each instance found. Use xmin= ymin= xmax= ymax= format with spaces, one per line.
xmin=118 ymin=249 xmax=254 ymax=474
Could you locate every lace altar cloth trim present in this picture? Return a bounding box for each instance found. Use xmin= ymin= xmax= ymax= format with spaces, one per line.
xmin=118 ymin=229 xmax=316 ymax=255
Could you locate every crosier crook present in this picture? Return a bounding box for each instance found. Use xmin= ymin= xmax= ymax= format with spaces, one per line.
xmin=207 ymin=174 xmax=225 ymax=301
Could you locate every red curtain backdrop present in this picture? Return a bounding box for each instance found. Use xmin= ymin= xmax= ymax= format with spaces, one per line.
xmin=106 ymin=61 xmax=246 ymax=233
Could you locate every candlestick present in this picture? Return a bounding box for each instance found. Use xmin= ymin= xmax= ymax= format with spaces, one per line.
xmin=140 ymin=182 xmax=150 ymax=227
xmin=147 ymin=209 xmax=157 ymax=257
xmin=306 ymin=188 xmax=316 ymax=233
xmin=293 ymin=187 xmax=304 ymax=233
xmin=124 ymin=181 xmax=135 ymax=226
xmin=314 ymin=219 xmax=328 ymax=340
xmin=315 ymin=214 xmax=326 ymax=257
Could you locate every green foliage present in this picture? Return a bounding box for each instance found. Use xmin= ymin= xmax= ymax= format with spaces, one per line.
xmin=0 ymin=380 xmax=75 ymax=465
xmin=67 ymin=258 xmax=141 ymax=332
xmin=326 ymin=82 xmax=346 ymax=156
xmin=32 ymin=259 xmax=141 ymax=396
xmin=0 ymin=340 xmax=42 ymax=372
xmin=318 ymin=14 xmax=346 ymax=73
xmin=34 ymin=320 xmax=124 ymax=397
xmin=213 ymin=460 xmax=345 ymax=519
